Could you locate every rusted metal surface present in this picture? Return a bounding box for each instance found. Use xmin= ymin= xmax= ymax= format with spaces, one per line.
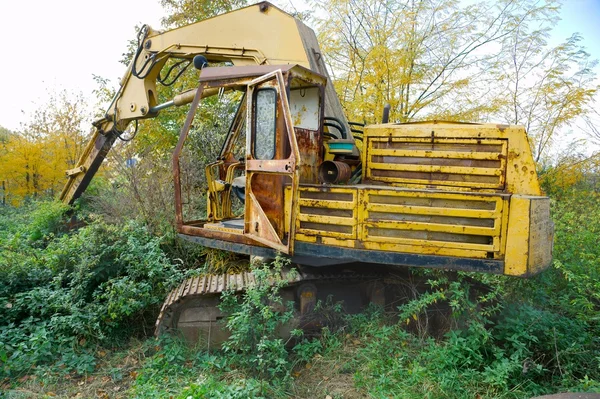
xmin=362 ymin=122 xmax=542 ymax=195
xmin=169 ymin=64 xmax=550 ymax=278
xmin=243 ymin=69 xmax=301 ymax=253
xmin=155 ymin=266 xmax=415 ymax=347
xmin=361 ymin=188 xmax=504 ymax=256
xmin=245 ymin=159 xmax=294 ymax=173
xmin=318 ymin=160 xmax=351 ymax=184
xmin=155 ymin=264 xmax=488 ymax=347
xmin=365 ymin=137 xmax=508 ymax=190
xmin=162 ymin=269 xmax=300 ymax=304
xmin=170 ymin=64 xmax=330 ymax=257
xmin=295 ymin=127 xmax=322 ymax=184
xmin=154 ymin=267 xmax=299 ymax=345
xmin=295 ymin=186 xmax=358 ymax=240
xmin=179 ymin=224 xmax=261 ymax=246
xmin=173 ymin=84 xmax=206 ymax=226
xmin=292 ymin=183 xmax=507 ymax=259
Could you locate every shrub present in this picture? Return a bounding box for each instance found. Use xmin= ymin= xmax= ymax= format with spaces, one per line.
xmin=0 ymin=203 xmax=185 ymax=378
xmin=219 ymin=258 xmax=297 ymax=381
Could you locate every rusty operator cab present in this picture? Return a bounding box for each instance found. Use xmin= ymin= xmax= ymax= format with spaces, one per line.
xmin=173 ymin=64 xmax=325 ymax=254
xmin=174 ymin=63 xmax=553 ymax=278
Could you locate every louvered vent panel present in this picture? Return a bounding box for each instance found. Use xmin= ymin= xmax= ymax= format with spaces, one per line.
xmin=296 ymin=187 xmax=357 ymax=239
xmin=366 ymin=138 xmax=507 ymax=190
xmin=363 ymin=189 xmax=504 ymax=254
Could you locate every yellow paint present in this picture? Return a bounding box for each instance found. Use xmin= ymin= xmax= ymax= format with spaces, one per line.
xmin=499 ymin=198 xmax=511 ymax=260
xmin=294 ymin=233 xmax=317 ymax=243
xmin=298 ymin=214 xmax=355 ymax=226
xmin=298 ymin=198 xmax=354 ymax=209
xmin=203 ymin=223 xmax=243 ymax=234
xmin=365 ymin=235 xmax=495 ymax=252
xmin=363 ymin=123 xmax=539 ymax=195
xmin=282 ymin=122 xmax=550 ymax=276
xmin=365 ymin=220 xmax=498 ymax=236
xmin=504 ymin=196 xmax=531 ymax=276
xmin=321 ymin=236 xmax=356 ymax=248
xmin=366 ymin=203 xmax=496 ymax=219
xmin=292 ymin=186 xmax=358 ymax=240
xmin=370 ymin=148 xmax=503 ymax=160
xmin=369 ymin=162 xmax=503 ymax=176
xmin=361 ymin=241 xmax=489 ymax=259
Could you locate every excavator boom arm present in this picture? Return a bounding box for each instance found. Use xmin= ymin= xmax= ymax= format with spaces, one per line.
xmin=60 ymin=1 xmax=345 ymax=204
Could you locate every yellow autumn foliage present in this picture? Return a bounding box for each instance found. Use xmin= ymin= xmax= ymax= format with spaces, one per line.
xmin=0 ymin=91 xmax=89 ymax=205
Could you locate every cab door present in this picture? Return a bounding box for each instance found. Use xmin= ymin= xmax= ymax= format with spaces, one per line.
xmin=244 ymin=70 xmax=299 ymax=254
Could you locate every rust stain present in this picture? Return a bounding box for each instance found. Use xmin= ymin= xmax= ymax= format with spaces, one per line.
xmin=507 ymin=150 xmax=519 ymax=160
xmin=295 ymin=127 xmax=321 ymax=184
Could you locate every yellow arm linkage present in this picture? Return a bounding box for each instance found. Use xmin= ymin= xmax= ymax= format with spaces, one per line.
xmin=60 ymin=1 xmax=346 ymax=204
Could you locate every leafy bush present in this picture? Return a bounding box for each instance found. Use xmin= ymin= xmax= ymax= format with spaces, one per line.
xmin=346 ymin=265 xmax=600 ymax=399
xmin=3 ymin=187 xmax=600 ymax=398
xmin=0 ymin=202 xmax=185 ymax=378
xmin=219 ymin=258 xmax=297 ymax=381
xmin=349 ymin=304 xmax=599 ymax=398
xmin=548 ymin=191 xmax=600 ymax=320
xmin=126 ymin=336 xmax=268 ymax=399
xmin=493 ymin=304 xmax=598 ymax=386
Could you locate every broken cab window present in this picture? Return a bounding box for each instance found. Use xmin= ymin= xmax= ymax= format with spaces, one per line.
xmin=253 ymin=88 xmax=277 ymax=160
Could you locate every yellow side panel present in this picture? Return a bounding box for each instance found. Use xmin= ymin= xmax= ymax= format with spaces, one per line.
xmin=365 ymin=137 xmax=508 ymax=190
xmin=361 ymin=241 xmax=489 ymax=259
xmin=528 ymin=198 xmax=553 ymax=274
xmin=360 ymin=188 xmax=505 ymax=258
xmin=322 ymin=236 xmax=356 ymax=248
xmin=294 ymin=186 xmax=358 ymax=240
xmin=504 ymin=196 xmax=531 ymax=276
xmin=362 ymin=123 xmax=542 ymax=195
xmin=504 ymin=196 xmax=553 ymax=276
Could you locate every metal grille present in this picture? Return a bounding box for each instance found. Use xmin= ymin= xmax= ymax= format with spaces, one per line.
xmin=296 ymin=187 xmax=357 ymax=239
xmin=363 ymin=189 xmax=505 ymax=255
xmin=366 ymin=137 xmax=508 ymax=190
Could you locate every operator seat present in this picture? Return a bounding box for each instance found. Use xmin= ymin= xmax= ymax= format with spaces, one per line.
xmin=231 ymin=175 xmax=246 ymax=202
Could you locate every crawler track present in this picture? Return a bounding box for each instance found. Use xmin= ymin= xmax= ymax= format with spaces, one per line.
xmin=155 ymin=265 xmax=486 ymax=347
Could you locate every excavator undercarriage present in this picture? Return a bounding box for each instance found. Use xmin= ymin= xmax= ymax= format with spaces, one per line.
xmin=155 ymin=263 xmax=468 ymax=347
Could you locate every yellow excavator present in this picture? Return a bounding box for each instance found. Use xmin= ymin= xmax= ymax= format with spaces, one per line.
xmin=59 ymin=2 xmax=553 ymax=346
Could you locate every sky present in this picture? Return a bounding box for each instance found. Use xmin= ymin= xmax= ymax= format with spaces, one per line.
xmin=0 ymin=0 xmax=598 ymax=133
xmin=554 ymin=0 xmax=600 ymax=57
xmin=0 ymin=0 xmax=164 ymax=131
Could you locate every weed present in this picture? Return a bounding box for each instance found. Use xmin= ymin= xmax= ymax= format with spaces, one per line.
xmin=0 ymin=204 xmax=186 ymax=378
xmin=219 ymin=257 xmax=296 ymax=382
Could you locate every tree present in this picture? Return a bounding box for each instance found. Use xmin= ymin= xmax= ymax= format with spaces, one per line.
xmin=87 ymin=0 xmax=249 ymax=232
xmin=0 ymin=92 xmax=90 ymax=204
xmin=316 ymin=0 xmax=518 ymax=122
xmin=538 ymin=139 xmax=600 ymax=196
xmin=582 ymin=104 xmax=600 ymax=146
xmin=314 ymin=0 xmax=598 ymax=135
xmin=160 ymin=0 xmax=248 ymax=28
xmin=0 ymin=126 xmax=12 ymax=205
xmin=0 ymin=126 xmax=9 ymax=143
xmin=499 ymin=24 xmax=598 ymax=161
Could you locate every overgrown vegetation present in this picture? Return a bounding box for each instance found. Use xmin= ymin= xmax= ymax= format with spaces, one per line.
xmin=1 ymin=188 xmax=599 ymax=397
xmin=0 ymin=203 xmax=185 ymax=378
xmin=1 ymin=0 xmax=600 ymax=397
